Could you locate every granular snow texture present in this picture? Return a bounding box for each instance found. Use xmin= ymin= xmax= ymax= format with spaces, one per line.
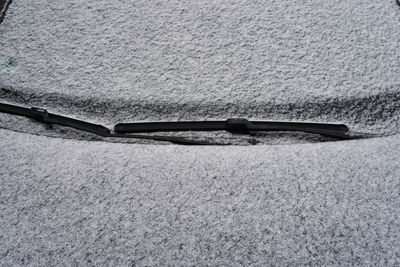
xmin=0 ymin=129 xmax=400 ymax=266
xmin=0 ymin=0 xmax=400 ymax=125
xmin=1 ymin=1 xmax=400 ymax=265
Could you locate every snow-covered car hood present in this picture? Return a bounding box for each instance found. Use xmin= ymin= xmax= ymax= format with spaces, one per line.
xmin=1 ymin=0 xmax=400 ymax=143
xmin=1 ymin=0 xmax=400 ymax=265
xmin=1 ymin=129 xmax=400 ymax=265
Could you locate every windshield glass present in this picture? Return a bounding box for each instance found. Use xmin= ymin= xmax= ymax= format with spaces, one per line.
xmin=0 ymin=0 xmax=399 ymax=144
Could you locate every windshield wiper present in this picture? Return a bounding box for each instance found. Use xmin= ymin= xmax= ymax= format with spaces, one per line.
xmin=0 ymin=102 xmax=221 ymax=145
xmin=115 ymin=118 xmax=355 ymax=140
xmin=0 ymin=102 xmax=372 ymax=145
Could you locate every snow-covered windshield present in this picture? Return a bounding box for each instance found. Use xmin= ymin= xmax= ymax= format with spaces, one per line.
xmin=0 ymin=0 xmax=399 ymax=143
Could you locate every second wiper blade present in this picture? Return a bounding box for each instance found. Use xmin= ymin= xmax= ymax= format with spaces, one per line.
xmin=115 ymin=118 xmax=353 ymax=140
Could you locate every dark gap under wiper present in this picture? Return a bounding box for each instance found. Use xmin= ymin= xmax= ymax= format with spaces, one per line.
xmin=0 ymin=102 xmax=373 ymax=145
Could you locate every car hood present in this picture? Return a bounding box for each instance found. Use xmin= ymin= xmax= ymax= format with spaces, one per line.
xmin=1 ymin=128 xmax=400 ymax=265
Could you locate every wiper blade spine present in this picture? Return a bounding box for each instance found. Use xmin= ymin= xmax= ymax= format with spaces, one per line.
xmin=115 ymin=118 xmax=350 ymax=139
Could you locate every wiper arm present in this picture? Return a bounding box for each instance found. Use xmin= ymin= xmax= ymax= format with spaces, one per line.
xmin=0 ymin=102 xmax=111 ymax=135
xmin=0 ymin=102 xmax=372 ymax=144
xmin=0 ymin=102 xmax=223 ymax=145
xmin=115 ymin=118 xmax=355 ymax=140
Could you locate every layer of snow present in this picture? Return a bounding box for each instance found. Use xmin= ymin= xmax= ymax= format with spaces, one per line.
xmin=1 ymin=1 xmax=400 ymax=264
xmin=0 ymin=0 xmax=400 ymax=125
xmin=1 ymin=128 xmax=400 ymax=265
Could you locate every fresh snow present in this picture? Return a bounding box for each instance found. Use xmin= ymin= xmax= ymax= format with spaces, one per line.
xmin=1 ymin=0 xmax=400 ymax=265
xmin=1 ymin=128 xmax=400 ymax=265
xmin=0 ymin=0 xmax=399 ymax=128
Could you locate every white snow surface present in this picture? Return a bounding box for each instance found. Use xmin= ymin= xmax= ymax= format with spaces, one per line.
xmin=1 ymin=1 xmax=400 ymax=265
xmin=0 ymin=0 xmax=400 ymax=124
xmin=1 ymin=128 xmax=400 ymax=265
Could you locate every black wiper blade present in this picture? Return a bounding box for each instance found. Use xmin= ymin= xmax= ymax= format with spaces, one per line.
xmin=115 ymin=118 xmax=356 ymax=140
xmin=0 ymin=102 xmax=373 ymax=144
xmin=0 ymin=102 xmax=224 ymax=145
